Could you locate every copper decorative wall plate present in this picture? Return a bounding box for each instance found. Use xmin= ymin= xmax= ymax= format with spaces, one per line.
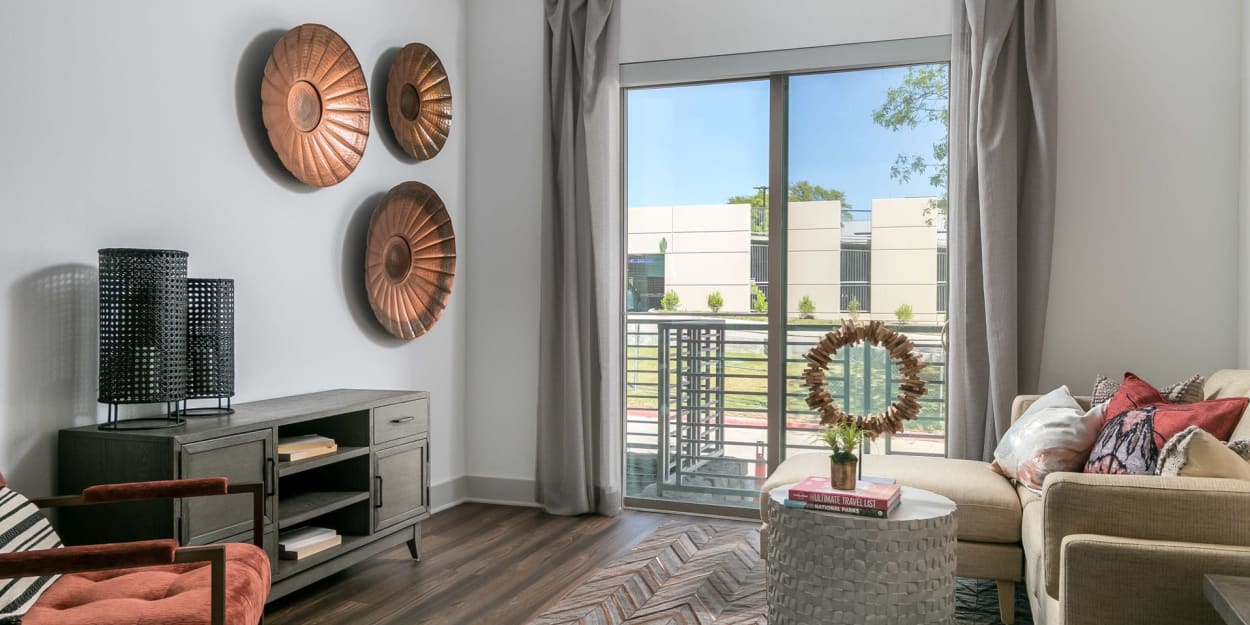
xmin=386 ymin=43 xmax=452 ymax=160
xmin=261 ymin=24 xmax=370 ymax=187
xmin=365 ymin=182 xmax=456 ymax=339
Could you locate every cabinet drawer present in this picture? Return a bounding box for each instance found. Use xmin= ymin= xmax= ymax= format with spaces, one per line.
xmin=372 ymin=399 xmax=428 ymax=445
xmin=373 ymin=439 xmax=428 ymax=531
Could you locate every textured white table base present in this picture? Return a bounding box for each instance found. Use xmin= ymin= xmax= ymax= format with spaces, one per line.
xmin=766 ymin=485 xmax=958 ymax=625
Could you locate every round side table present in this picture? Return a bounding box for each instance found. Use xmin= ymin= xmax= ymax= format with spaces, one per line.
xmin=766 ymin=483 xmax=957 ymax=625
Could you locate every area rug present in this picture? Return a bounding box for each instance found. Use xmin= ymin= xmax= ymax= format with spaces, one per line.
xmin=525 ymin=521 xmax=1033 ymax=625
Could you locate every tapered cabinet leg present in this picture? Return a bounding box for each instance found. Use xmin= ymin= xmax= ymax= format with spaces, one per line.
xmin=996 ymin=580 xmax=1016 ymax=625
xmin=406 ymin=523 xmax=421 ymax=561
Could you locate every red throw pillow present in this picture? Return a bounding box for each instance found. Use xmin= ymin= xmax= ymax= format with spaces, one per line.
xmin=1104 ymin=372 xmax=1167 ymax=425
xmin=1148 ymin=398 xmax=1247 ymax=444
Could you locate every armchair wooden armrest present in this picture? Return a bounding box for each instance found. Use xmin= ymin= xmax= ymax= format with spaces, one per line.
xmin=0 ymin=539 xmax=178 ymax=578
xmin=1042 ymin=472 xmax=1250 ymax=598
xmin=30 ymin=479 xmax=264 ymax=548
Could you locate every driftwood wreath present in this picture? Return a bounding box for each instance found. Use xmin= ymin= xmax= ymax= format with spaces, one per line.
xmin=802 ymin=319 xmax=927 ymax=438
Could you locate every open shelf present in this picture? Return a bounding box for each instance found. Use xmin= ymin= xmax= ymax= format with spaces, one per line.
xmin=278 ymin=446 xmax=369 ymax=477
xmin=278 ymin=491 xmax=370 ymax=529
xmin=276 ymin=534 xmax=370 ymax=578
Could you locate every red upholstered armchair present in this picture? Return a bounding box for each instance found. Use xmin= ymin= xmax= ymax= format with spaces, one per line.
xmin=5 ymin=474 xmax=270 ymax=625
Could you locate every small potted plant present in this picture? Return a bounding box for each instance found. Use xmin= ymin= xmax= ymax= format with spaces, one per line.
xmin=815 ymin=420 xmax=862 ymax=490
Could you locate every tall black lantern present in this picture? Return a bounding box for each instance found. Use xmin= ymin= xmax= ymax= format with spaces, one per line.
xmin=97 ymin=248 xmax=189 ymax=429
xmin=176 ymin=278 xmax=235 ymax=416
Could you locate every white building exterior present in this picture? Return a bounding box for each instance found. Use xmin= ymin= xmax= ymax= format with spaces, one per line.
xmin=627 ymin=197 xmax=944 ymax=322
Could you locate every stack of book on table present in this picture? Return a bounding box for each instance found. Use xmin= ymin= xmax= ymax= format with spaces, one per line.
xmin=785 ymin=476 xmax=901 ymax=518
xmin=279 ymin=526 xmax=342 ymax=560
xmin=277 ymin=435 xmax=337 ymax=462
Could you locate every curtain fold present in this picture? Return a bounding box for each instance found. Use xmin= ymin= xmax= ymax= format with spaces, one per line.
xmin=947 ymin=0 xmax=1057 ymax=461
xmin=536 ymin=0 xmax=623 ymax=516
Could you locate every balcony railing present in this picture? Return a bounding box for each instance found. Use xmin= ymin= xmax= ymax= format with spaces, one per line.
xmin=625 ymin=313 xmax=946 ymax=508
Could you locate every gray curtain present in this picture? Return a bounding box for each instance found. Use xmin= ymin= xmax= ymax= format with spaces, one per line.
xmin=946 ymin=0 xmax=1057 ymax=461
xmin=536 ymin=0 xmax=623 ymax=516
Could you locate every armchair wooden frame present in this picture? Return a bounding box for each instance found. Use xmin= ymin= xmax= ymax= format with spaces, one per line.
xmin=3 ymin=480 xmax=267 ymax=625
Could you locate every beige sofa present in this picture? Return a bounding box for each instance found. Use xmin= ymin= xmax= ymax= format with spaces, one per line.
xmin=761 ymin=369 xmax=1250 ymax=625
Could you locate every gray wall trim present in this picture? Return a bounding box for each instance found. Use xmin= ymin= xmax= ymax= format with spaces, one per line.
xmin=620 ymin=35 xmax=951 ymax=88
xmin=430 ymin=476 xmax=469 ymax=513
xmin=466 ymin=475 xmax=539 ymax=507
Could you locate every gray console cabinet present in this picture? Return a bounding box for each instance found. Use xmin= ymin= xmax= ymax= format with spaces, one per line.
xmin=58 ymin=389 xmax=430 ymax=602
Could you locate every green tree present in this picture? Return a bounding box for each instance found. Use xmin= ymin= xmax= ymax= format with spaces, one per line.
xmin=872 ymin=64 xmax=949 ymax=223
xmin=749 ymin=282 xmax=768 ymax=314
xmin=660 ymin=290 xmax=680 ymax=312
xmin=728 ymin=181 xmax=853 ymax=234
xmin=706 ymin=291 xmax=723 ymax=313
xmin=846 ymin=295 xmax=862 ymax=321
xmin=894 ymin=303 xmax=914 ymax=323
xmin=799 ymin=295 xmax=816 ymax=319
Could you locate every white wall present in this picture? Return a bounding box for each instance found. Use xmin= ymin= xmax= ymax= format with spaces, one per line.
xmin=619 ymin=0 xmax=952 ymax=64
xmin=1039 ymin=0 xmax=1243 ymax=390
xmin=1241 ymin=0 xmax=1250 ymax=368
xmin=463 ymin=0 xmax=545 ymax=503
xmin=0 ymin=0 xmax=468 ymax=502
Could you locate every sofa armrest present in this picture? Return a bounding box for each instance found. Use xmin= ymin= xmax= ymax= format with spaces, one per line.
xmin=1043 ymin=472 xmax=1250 ymax=597
xmin=1060 ymin=534 xmax=1250 ymax=625
xmin=0 ymin=539 xmax=178 ymax=579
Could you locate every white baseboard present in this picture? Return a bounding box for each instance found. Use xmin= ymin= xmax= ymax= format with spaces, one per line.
xmin=465 ymin=475 xmax=538 ymax=507
xmin=428 ymin=475 xmax=539 ymax=513
xmin=429 ymin=476 xmax=468 ymax=513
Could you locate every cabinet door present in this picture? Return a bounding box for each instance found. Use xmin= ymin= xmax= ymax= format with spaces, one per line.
xmin=180 ymin=430 xmax=274 ymax=545
xmin=373 ymin=439 xmax=428 ymax=531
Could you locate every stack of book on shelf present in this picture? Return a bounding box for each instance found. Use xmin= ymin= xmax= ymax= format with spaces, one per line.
xmin=785 ymin=476 xmax=901 ymax=518
xmin=279 ymin=526 xmax=342 ymax=561
xmin=278 ymin=435 xmax=337 ymax=462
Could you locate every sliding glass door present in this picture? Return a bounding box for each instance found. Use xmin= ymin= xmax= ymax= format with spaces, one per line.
xmin=623 ymin=49 xmax=950 ymax=517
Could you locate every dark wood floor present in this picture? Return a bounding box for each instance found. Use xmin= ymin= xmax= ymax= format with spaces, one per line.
xmin=265 ymin=503 xmax=747 ymax=625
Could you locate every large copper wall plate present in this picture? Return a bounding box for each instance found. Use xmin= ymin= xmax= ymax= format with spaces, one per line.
xmin=261 ymin=24 xmax=370 ymax=187
xmin=365 ymin=182 xmax=456 ymax=339
xmin=386 ymin=43 xmax=452 ymax=160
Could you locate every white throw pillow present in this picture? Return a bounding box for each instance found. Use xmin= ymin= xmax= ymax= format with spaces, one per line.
xmin=992 ymin=385 xmax=1105 ymax=491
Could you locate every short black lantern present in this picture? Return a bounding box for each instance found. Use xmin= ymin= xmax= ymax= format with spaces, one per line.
xmin=97 ymin=248 xmax=189 ymax=429
xmin=176 ymin=278 xmax=235 ymax=416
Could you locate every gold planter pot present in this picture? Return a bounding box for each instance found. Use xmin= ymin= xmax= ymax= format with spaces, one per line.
xmin=830 ymin=458 xmax=858 ymax=490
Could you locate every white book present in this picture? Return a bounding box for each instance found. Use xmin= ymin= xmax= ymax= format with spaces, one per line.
xmin=279 ymin=526 xmax=337 ymax=552
xmin=279 ymin=535 xmax=342 ymax=560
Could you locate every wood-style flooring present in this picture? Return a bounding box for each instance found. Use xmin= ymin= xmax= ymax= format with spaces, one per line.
xmin=264 ymin=503 xmax=744 ymax=625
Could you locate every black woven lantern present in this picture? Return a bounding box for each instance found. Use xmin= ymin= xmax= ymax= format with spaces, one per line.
xmin=97 ymin=248 xmax=188 ymax=429
xmin=176 ymin=278 xmax=235 ymax=416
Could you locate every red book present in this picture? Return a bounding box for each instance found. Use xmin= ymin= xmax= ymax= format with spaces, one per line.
xmin=788 ymin=476 xmax=901 ymax=511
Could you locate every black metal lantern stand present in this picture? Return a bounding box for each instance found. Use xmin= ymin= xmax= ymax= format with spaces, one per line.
xmin=175 ymin=278 xmax=235 ymax=417
xmin=97 ymin=248 xmax=188 ymax=430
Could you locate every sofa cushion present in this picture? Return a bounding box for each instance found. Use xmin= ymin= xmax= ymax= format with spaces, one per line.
xmin=761 ymin=452 xmax=1022 ymax=543
xmin=22 ymin=543 xmax=270 ymax=625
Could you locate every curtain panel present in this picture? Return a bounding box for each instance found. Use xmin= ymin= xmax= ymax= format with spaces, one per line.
xmin=536 ymin=0 xmax=623 ymax=516
xmin=947 ymin=0 xmax=1058 ymax=461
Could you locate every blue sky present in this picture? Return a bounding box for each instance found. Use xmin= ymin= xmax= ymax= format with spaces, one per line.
xmin=625 ymin=66 xmax=947 ymax=216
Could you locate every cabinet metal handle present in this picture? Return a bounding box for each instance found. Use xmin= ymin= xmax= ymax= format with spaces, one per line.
xmin=266 ymin=458 xmax=276 ymax=496
xmin=390 ymin=416 xmax=415 ymax=424
xmin=375 ymin=475 xmax=384 ymax=508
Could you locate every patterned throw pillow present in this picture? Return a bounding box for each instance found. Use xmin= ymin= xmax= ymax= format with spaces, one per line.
xmin=1092 ymin=372 xmax=1205 ymax=407
xmin=1084 ymin=397 xmax=1250 ymax=475
xmin=0 ymin=487 xmax=62 ymax=624
xmin=1085 ymin=406 xmax=1159 ymax=474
